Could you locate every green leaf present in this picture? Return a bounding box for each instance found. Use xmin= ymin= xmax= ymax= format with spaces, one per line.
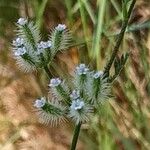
xmin=112 ymin=52 xmax=129 ymax=82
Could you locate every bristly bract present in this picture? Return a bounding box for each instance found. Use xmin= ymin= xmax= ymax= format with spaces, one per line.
xmin=34 ymin=64 xmax=112 ymax=125
xmin=12 ymin=18 xmax=72 ymax=72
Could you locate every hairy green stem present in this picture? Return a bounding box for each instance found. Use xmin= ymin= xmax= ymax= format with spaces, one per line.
xmin=44 ymin=65 xmax=52 ymax=79
xmin=104 ymin=0 xmax=136 ymax=76
xmin=70 ymin=122 xmax=82 ymax=150
xmin=23 ymin=25 xmax=37 ymax=51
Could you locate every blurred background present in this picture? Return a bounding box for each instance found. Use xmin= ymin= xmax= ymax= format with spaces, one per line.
xmin=0 ymin=0 xmax=150 ymax=149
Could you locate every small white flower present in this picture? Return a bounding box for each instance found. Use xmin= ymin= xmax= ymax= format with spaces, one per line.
xmin=93 ymin=71 xmax=103 ymax=79
xmin=70 ymin=90 xmax=80 ymax=100
xmin=49 ymin=78 xmax=61 ymax=87
xmin=37 ymin=41 xmax=51 ymax=54
xmin=17 ymin=18 xmax=27 ymax=25
xmin=13 ymin=37 xmax=24 ymax=47
xmin=76 ymin=64 xmax=89 ymax=75
xmin=70 ymin=99 xmax=85 ymax=110
xmin=37 ymin=41 xmax=46 ymax=49
xmin=38 ymin=41 xmax=52 ymax=49
xmin=46 ymin=41 xmax=52 ymax=48
xmin=14 ymin=47 xmax=26 ymax=56
xmin=69 ymin=100 xmax=93 ymax=124
xmin=34 ymin=97 xmax=46 ymax=108
xmin=55 ymin=24 xmax=66 ymax=31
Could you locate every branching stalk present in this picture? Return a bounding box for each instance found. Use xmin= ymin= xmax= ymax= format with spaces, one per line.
xmin=104 ymin=0 xmax=136 ymax=76
xmin=44 ymin=65 xmax=52 ymax=79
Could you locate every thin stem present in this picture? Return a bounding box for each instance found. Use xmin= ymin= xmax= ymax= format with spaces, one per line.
xmin=104 ymin=0 xmax=136 ymax=75
xmin=44 ymin=65 xmax=52 ymax=79
xmin=92 ymin=0 xmax=106 ymax=69
xmin=78 ymin=0 xmax=90 ymax=53
xmin=70 ymin=122 xmax=82 ymax=150
xmin=70 ymin=39 xmax=92 ymax=48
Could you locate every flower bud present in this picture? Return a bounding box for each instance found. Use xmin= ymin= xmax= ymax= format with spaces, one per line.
xmin=17 ymin=18 xmax=27 ymax=25
xmin=34 ymin=97 xmax=46 ymax=108
xmin=76 ymin=64 xmax=89 ymax=75
xmin=49 ymin=78 xmax=61 ymax=87
xmin=55 ymin=24 xmax=66 ymax=31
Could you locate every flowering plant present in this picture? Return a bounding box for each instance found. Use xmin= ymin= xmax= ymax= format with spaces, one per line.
xmin=12 ymin=1 xmax=135 ymax=146
xmin=33 ymin=64 xmax=111 ymax=126
xmin=12 ymin=18 xmax=72 ymax=74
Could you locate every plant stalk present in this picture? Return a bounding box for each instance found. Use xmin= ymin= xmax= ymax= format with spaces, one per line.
xmin=70 ymin=122 xmax=82 ymax=150
xmin=104 ymin=0 xmax=136 ymax=76
xmin=44 ymin=65 xmax=52 ymax=79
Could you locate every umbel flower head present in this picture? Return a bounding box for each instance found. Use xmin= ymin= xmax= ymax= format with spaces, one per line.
xmin=34 ymin=64 xmax=112 ymax=125
xmin=12 ymin=18 xmax=72 ymax=72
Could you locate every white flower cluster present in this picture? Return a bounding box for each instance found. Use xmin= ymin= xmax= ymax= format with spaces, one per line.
xmin=14 ymin=47 xmax=26 ymax=56
xmin=70 ymin=99 xmax=85 ymax=110
xmin=49 ymin=78 xmax=61 ymax=87
xmin=76 ymin=64 xmax=89 ymax=75
xmin=37 ymin=41 xmax=52 ymax=54
xmin=70 ymin=90 xmax=84 ymax=111
xmin=13 ymin=37 xmax=24 ymax=47
xmin=34 ymin=97 xmax=46 ymax=108
xmin=55 ymin=24 xmax=66 ymax=31
xmin=33 ymin=64 xmax=111 ymax=125
xmin=13 ymin=18 xmax=72 ymax=72
xmin=38 ymin=41 xmax=52 ymax=49
xmin=17 ymin=18 xmax=27 ymax=26
xmin=69 ymin=97 xmax=92 ymax=124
